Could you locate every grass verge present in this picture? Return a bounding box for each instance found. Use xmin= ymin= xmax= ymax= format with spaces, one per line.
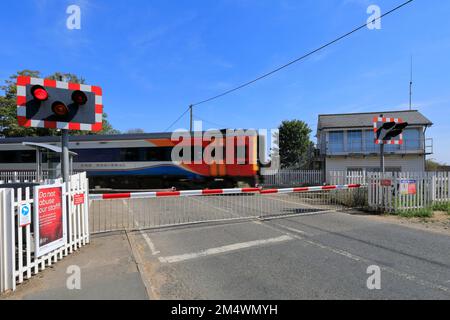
xmin=392 ymin=207 xmax=434 ymax=218
xmin=432 ymin=201 xmax=450 ymax=215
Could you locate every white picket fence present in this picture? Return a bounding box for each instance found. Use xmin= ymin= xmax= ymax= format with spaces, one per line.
xmin=262 ymin=169 xmax=324 ymax=187
xmin=0 ymin=170 xmax=52 ymax=184
xmin=328 ymin=171 xmax=368 ymax=186
xmin=368 ymin=172 xmax=450 ymax=212
xmin=0 ymin=172 xmax=89 ymax=293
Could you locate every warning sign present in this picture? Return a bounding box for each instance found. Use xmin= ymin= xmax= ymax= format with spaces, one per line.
xmin=73 ymin=193 xmax=85 ymax=206
xmin=34 ymin=183 xmax=67 ymax=257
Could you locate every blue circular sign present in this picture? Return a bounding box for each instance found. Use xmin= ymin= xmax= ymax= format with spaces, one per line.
xmin=21 ymin=205 xmax=30 ymax=216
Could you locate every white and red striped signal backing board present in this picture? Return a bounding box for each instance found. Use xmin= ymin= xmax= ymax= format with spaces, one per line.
xmin=373 ymin=116 xmax=404 ymax=145
xmin=16 ymin=76 xmax=103 ymax=132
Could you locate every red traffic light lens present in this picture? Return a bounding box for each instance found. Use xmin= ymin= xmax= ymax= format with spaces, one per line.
xmin=31 ymin=85 xmax=48 ymax=101
xmin=52 ymin=101 xmax=69 ymax=116
xmin=71 ymin=90 xmax=87 ymax=105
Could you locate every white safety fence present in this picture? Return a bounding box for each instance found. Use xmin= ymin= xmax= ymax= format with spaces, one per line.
xmin=262 ymin=170 xmax=324 ymax=187
xmin=89 ymin=184 xmax=366 ymax=234
xmin=368 ymin=172 xmax=450 ymax=212
xmin=328 ymin=171 xmax=368 ymax=186
xmin=0 ymin=172 xmax=89 ymax=294
xmin=262 ymin=169 xmax=369 ymax=187
xmin=0 ymin=170 xmax=52 ymax=184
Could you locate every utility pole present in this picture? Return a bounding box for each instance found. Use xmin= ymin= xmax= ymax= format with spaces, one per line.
xmin=409 ymin=55 xmax=413 ymax=111
xmin=379 ymin=114 xmax=385 ymax=174
xmin=189 ymin=104 xmax=193 ymax=133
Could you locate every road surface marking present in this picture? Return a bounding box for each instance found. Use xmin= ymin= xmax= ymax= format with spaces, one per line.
xmin=265 ymin=195 xmax=334 ymax=212
xmin=188 ymin=196 xmax=245 ymax=219
xmin=262 ymin=220 xmax=450 ymax=294
xmin=123 ymin=200 xmax=160 ymax=255
xmin=158 ymin=235 xmax=293 ymax=264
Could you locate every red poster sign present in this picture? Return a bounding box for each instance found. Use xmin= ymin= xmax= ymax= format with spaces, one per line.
xmin=408 ymin=183 xmax=417 ymax=195
xmin=34 ymin=183 xmax=67 ymax=257
xmin=38 ymin=187 xmax=63 ymax=247
xmin=73 ymin=193 xmax=85 ymax=205
xmin=380 ymin=179 xmax=392 ymax=187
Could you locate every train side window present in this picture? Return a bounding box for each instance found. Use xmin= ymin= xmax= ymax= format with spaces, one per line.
xmin=143 ymin=147 xmax=172 ymax=161
xmin=20 ymin=150 xmax=36 ymax=163
xmin=120 ymin=148 xmax=141 ymax=161
xmin=75 ymin=148 xmax=121 ymax=162
xmin=0 ymin=151 xmax=17 ymax=162
xmin=0 ymin=150 xmax=35 ymax=163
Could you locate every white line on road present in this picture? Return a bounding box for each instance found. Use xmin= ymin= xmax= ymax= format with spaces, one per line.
xmin=262 ymin=221 xmax=450 ymax=294
xmin=123 ymin=200 xmax=160 ymax=256
xmin=158 ymin=235 xmax=293 ymax=264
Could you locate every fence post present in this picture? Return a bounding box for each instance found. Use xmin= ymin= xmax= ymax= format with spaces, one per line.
xmin=0 ymin=188 xmax=15 ymax=293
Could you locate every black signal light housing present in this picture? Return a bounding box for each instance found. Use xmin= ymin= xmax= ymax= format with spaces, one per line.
xmin=72 ymin=90 xmax=88 ymax=105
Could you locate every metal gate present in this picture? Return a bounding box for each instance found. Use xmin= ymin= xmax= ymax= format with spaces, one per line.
xmin=89 ymin=184 xmax=366 ymax=234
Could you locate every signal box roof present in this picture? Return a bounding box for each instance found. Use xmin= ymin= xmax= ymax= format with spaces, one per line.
xmin=318 ymin=110 xmax=433 ymax=130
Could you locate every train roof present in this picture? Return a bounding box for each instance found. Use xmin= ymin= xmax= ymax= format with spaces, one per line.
xmin=0 ymin=132 xmax=173 ymax=144
xmin=0 ymin=130 xmax=260 ymax=145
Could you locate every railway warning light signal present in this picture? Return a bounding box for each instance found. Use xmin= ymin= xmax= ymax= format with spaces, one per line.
xmin=51 ymin=101 xmax=69 ymax=117
xmin=383 ymin=122 xmax=409 ymax=141
xmin=16 ymin=76 xmax=103 ymax=132
xmin=31 ymin=85 xmax=48 ymax=101
xmin=72 ymin=90 xmax=87 ymax=105
xmin=376 ymin=121 xmax=396 ymax=140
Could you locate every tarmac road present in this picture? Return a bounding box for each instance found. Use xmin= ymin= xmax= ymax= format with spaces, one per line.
xmin=130 ymin=211 xmax=450 ymax=300
xmin=6 ymin=197 xmax=450 ymax=300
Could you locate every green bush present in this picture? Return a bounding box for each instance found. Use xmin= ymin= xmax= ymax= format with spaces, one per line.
xmin=432 ymin=201 xmax=450 ymax=214
xmin=393 ymin=207 xmax=434 ymax=218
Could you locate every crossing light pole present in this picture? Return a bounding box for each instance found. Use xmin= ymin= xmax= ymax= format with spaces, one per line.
xmin=189 ymin=104 xmax=193 ymax=133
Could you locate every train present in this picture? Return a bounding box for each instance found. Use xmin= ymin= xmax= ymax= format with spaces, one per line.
xmin=0 ymin=131 xmax=266 ymax=189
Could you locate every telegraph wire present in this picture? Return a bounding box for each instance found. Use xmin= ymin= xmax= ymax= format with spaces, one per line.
xmin=164 ymin=0 xmax=414 ymax=131
xmin=163 ymin=107 xmax=190 ymax=132
xmin=191 ymin=0 xmax=414 ymax=107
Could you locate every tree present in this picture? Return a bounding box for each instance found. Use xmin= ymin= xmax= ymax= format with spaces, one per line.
xmin=426 ymin=159 xmax=449 ymax=171
xmin=278 ymin=120 xmax=313 ymax=169
xmin=0 ymin=70 xmax=119 ymax=137
xmin=125 ymin=128 xmax=145 ymax=134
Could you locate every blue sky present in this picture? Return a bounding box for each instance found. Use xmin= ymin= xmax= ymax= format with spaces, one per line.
xmin=1 ymin=0 xmax=450 ymax=163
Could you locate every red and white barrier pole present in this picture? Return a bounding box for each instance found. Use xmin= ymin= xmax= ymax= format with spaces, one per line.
xmin=89 ymin=184 xmax=362 ymax=201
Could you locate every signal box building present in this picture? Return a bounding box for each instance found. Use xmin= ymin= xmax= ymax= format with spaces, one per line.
xmin=316 ymin=110 xmax=433 ymax=179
